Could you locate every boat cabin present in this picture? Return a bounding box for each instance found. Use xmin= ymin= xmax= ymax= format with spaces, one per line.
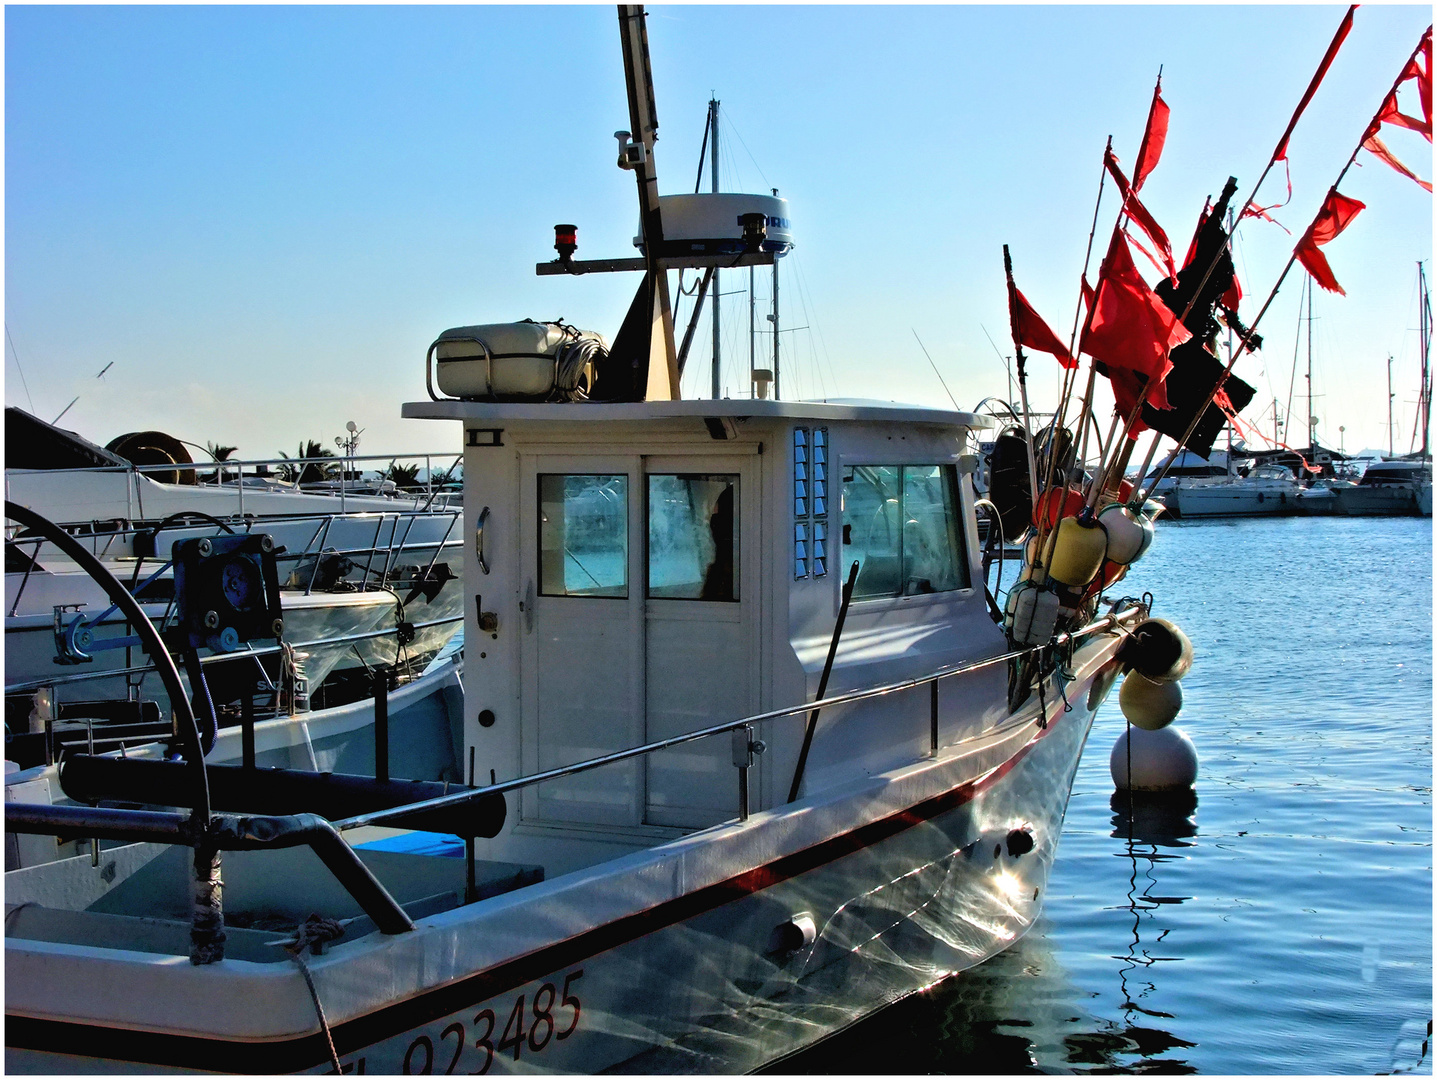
xmin=401 ymin=397 xmax=1006 ymax=870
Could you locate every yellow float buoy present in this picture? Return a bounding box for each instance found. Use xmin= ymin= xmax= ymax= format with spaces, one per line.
xmin=1047 ymin=515 xmax=1108 ymax=586
xmin=1119 ymin=670 xmax=1183 ymax=730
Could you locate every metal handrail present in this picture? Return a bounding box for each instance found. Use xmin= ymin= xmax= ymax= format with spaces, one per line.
xmin=331 ymin=606 xmax=1141 ymax=833
xmin=4 ymin=615 xmax=463 ymax=695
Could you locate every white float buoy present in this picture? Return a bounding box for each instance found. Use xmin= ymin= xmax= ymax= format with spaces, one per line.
xmin=1097 ymin=503 xmax=1154 ymax=565
xmin=1118 ymin=670 xmax=1183 ymax=729
xmin=1110 ymin=724 xmax=1198 ymax=791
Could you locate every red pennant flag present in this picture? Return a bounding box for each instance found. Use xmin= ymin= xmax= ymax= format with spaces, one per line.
xmin=1274 ymin=5 xmax=1358 ymax=162
xmin=1295 ymin=188 xmax=1366 ymax=295
xmin=1363 ymin=130 xmax=1433 ymax=191
xmin=1007 ymin=280 xmax=1077 ymax=369
xmin=1081 ymin=274 xmax=1096 ymax=314
xmin=1104 ymin=149 xmax=1177 ymax=279
xmin=1108 ymin=366 xmax=1153 ymax=436
xmin=1421 ymin=29 xmax=1433 ymax=131
xmin=1359 ymin=27 xmax=1434 ymax=191
xmin=1080 ymin=232 xmax=1192 ymax=409
xmin=1133 ymin=79 xmax=1170 ymax=192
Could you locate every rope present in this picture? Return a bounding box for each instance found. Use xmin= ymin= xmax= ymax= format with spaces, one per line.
xmin=278 ymin=915 xmax=347 ymax=1075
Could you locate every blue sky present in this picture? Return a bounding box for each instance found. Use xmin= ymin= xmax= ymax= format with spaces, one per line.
xmin=6 ymin=5 xmax=1432 ymax=460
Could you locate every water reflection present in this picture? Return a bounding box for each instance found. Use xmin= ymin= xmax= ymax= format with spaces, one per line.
xmin=1103 ymin=789 xmax=1199 ymax=1072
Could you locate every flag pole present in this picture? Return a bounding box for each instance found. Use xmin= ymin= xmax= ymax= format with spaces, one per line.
xmin=1003 ymin=245 xmax=1042 ymax=509
xmin=1171 ymin=6 xmax=1362 ymax=330
xmin=1030 ymin=140 xmax=1112 ymax=572
xmin=1146 ymin=24 xmax=1431 ymax=494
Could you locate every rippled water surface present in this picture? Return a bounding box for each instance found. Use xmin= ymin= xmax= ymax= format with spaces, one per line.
xmin=775 ymin=517 xmax=1432 ymax=1074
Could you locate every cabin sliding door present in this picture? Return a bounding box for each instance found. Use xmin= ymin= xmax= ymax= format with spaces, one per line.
xmin=520 ymin=455 xmax=644 ymax=827
xmin=643 ymin=455 xmax=759 ymax=829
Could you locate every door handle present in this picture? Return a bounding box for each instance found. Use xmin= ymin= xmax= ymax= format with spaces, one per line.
xmin=475 ymin=506 xmax=490 ymax=575
xmin=523 ymin=579 xmax=534 ymax=634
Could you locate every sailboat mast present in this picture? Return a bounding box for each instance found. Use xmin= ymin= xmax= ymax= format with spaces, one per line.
xmin=1388 ymin=354 xmax=1395 ymax=457
xmin=709 ymin=98 xmax=721 ymax=400
xmin=1419 ymin=261 xmax=1431 ymax=458
xmin=1306 ymin=283 xmax=1315 ymax=453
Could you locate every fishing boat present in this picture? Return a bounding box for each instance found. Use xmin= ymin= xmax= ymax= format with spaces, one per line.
xmin=2 ymin=7 xmax=1188 ymax=1073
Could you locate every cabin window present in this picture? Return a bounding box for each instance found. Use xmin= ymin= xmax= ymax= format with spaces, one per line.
xmin=793 ymin=426 xmax=829 ymax=579
xmin=842 ymin=464 xmax=968 ymax=600
xmin=538 ymin=474 xmax=628 ymax=598
xmin=647 ymin=474 xmax=739 ymax=601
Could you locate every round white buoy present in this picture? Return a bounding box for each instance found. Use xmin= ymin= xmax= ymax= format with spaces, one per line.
xmin=1097 ymin=503 xmax=1154 ymax=565
xmin=1110 ymin=724 xmax=1198 ymax=791
xmin=1119 ymin=670 xmax=1183 ymax=729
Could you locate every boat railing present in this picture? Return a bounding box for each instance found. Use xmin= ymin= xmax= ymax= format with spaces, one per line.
xmin=5 ymin=506 xmax=464 ymax=615
xmin=5 ymin=449 xmax=463 ymax=523
xmin=333 ymin=602 xmax=1145 ymax=834
xmin=5 ymin=605 xmax=1137 ymax=952
xmin=5 ymin=614 xmax=464 ymax=698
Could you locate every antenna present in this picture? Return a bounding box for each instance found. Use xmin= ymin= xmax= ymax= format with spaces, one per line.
xmin=912 ymin=330 xmax=960 ymax=411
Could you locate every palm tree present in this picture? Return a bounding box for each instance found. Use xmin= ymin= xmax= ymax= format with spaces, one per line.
xmin=386 ymin=462 xmax=422 ymax=491
xmin=278 ymin=440 xmax=338 ymax=485
xmin=202 ymin=441 xmax=239 ymax=484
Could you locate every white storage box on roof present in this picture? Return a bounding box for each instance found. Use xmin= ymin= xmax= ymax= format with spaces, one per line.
xmin=430 ymin=320 xmax=608 ymax=401
xmin=635 ymin=193 xmax=794 ymax=256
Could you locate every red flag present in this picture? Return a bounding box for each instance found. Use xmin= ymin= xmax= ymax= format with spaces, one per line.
xmin=1294 ymin=188 xmax=1366 ymax=295
xmin=1104 ymin=148 xmax=1177 ymax=279
xmin=1273 ymin=5 xmax=1357 ymax=162
xmin=1107 ymin=366 xmax=1152 ymax=436
xmin=1133 ymin=79 xmax=1170 ymax=191
xmin=1007 ymin=280 xmax=1077 ymax=369
xmin=1183 ymin=199 xmax=1212 ymax=270
xmin=1421 ymin=29 xmax=1433 ymax=131
xmin=1080 ymin=232 xmax=1192 ymax=409
xmin=1363 ymin=130 xmax=1433 ymax=191
xmin=1359 ymin=27 xmax=1434 ymax=190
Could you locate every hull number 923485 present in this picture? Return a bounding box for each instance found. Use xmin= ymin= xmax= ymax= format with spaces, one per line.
xmin=400 ymin=970 xmax=585 ymax=1074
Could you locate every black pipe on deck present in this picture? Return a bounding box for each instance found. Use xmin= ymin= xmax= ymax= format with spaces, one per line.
xmin=59 ymin=755 xmax=507 ymax=838
xmin=5 ymin=802 xmax=416 ymax=936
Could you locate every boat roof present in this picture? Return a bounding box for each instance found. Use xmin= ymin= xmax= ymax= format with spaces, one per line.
xmin=402 ymin=397 xmax=990 ymax=429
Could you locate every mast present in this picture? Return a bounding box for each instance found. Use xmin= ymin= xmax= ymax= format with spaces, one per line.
xmin=771 ymin=188 xmax=780 ymax=400
xmin=709 ymin=98 xmax=721 ymax=400
xmin=1388 ymin=354 xmax=1395 ymax=457
xmin=617 ymin=5 xmax=680 ymax=400
xmin=1306 ymin=283 xmax=1315 ymax=453
xmin=1418 ymin=261 xmax=1431 ymax=458
xmin=749 ymin=266 xmax=756 ymax=395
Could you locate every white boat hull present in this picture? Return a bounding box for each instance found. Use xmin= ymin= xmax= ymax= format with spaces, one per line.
xmin=4 ymin=643 xmax=1115 ymax=1074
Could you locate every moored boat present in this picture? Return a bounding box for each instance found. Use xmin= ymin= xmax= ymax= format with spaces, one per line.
xmin=1331 ymin=459 xmax=1433 ymax=516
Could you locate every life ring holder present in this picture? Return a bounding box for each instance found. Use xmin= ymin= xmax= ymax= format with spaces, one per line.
xmin=426 ymin=334 xmax=495 ymax=402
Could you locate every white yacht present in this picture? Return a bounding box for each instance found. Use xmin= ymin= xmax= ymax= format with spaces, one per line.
xmin=1165 ymin=463 xmax=1302 ymax=518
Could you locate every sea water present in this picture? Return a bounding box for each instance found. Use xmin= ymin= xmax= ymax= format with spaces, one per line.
xmin=774 ymin=516 xmax=1432 ymax=1074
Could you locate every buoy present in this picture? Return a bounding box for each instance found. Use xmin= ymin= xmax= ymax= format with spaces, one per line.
xmin=1097 ymin=503 xmax=1154 ymax=565
xmin=1005 ymin=579 xmax=1060 ymax=645
xmin=1110 ymin=725 xmax=1198 ymax=791
xmin=1118 ymin=670 xmax=1183 ymax=729
xmin=1035 ymin=485 xmax=1085 ymax=530
xmin=1047 ymin=515 xmax=1108 ymax=586
xmin=1117 ymin=618 xmax=1194 ymax=683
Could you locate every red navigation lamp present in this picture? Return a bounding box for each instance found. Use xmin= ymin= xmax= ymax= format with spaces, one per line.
xmin=554 ymin=224 xmax=578 ymax=265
